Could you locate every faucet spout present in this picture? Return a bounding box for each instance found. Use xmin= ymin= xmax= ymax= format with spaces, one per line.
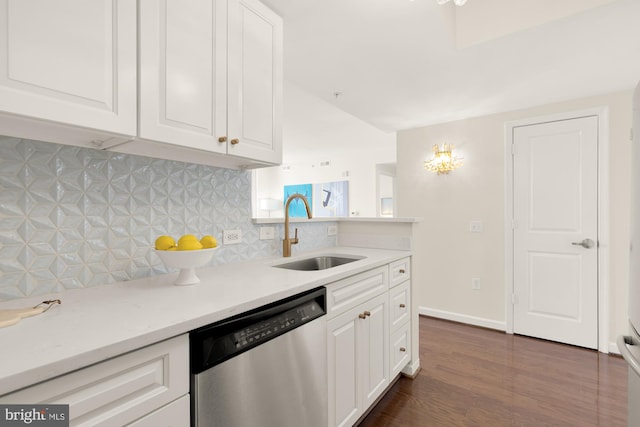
xmin=283 ymin=193 xmax=312 ymax=257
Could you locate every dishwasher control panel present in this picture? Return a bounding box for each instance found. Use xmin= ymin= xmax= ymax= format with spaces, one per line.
xmin=190 ymin=286 xmax=326 ymax=374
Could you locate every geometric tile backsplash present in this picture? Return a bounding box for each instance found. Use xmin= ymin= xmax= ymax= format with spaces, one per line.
xmin=0 ymin=136 xmax=336 ymax=300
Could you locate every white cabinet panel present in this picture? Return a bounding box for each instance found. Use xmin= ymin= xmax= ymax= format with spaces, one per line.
xmin=138 ymin=0 xmax=226 ymax=153
xmin=389 ymin=280 xmax=410 ymax=332
xmin=360 ymin=294 xmax=389 ymax=410
xmin=390 ymin=323 xmax=411 ymax=378
xmin=0 ymin=0 xmax=136 ymax=137
xmin=127 ymin=395 xmax=190 ymax=427
xmin=326 ymin=266 xmax=388 ymax=319
xmin=227 ymin=0 xmax=282 ymax=164
xmin=1 ymin=335 xmax=189 ymax=427
xmin=327 ymin=292 xmax=389 ymax=427
xmin=389 ymin=257 xmax=411 ymax=288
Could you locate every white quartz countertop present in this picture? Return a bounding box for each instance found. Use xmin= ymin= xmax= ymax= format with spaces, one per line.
xmin=0 ymin=246 xmax=410 ymax=396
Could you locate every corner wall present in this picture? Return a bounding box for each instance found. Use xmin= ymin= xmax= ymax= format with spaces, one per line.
xmin=397 ymin=90 xmax=633 ymax=346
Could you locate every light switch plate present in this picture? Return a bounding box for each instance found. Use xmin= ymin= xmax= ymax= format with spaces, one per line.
xmin=327 ymin=225 xmax=337 ymax=236
xmin=260 ymin=227 xmax=275 ymax=240
xmin=469 ymin=221 xmax=483 ymax=233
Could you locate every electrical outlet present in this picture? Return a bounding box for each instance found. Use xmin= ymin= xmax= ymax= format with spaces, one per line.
xmin=470 ymin=220 xmax=483 ymax=233
xmin=260 ymin=227 xmax=275 ymax=240
xmin=223 ymin=229 xmax=242 ymax=245
xmin=327 ymin=225 xmax=337 ymax=236
xmin=472 ymin=278 xmax=481 ymax=290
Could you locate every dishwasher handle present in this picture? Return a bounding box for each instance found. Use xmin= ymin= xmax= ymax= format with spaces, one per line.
xmin=617 ymin=334 xmax=640 ymax=377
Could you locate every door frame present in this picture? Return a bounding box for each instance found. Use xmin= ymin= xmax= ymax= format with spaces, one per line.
xmin=503 ymin=107 xmax=610 ymax=353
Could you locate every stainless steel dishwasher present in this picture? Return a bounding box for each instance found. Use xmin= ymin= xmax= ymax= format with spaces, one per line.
xmin=190 ymin=287 xmax=327 ymax=427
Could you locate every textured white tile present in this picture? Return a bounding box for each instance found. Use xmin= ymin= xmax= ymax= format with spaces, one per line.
xmin=0 ymin=137 xmax=337 ymax=300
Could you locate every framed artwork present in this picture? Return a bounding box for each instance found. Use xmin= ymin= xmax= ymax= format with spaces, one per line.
xmin=314 ymin=180 xmax=349 ymax=217
xmin=283 ymin=184 xmax=313 ymax=217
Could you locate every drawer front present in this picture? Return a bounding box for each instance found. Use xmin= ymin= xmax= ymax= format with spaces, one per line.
xmin=389 ymin=257 xmax=411 ymax=288
xmin=390 ymin=323 xmax=411 ymax=378
xmin=326 ymin=266 xmax=388 ymax=319
xmin=127 ymin=395 xmax=190 ymax=427
xmin=389 ymin=280 xmax=410 ymax=332
xmin=1 ymin=335 xmax=189 ymax=427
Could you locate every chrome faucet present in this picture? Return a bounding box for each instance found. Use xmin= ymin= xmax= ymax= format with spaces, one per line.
xmin=283 ymin=193 xmax=312 ymax=257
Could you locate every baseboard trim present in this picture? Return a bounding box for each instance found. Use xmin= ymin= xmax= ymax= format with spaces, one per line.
xmin=609 ymin=341 xmax=620 ymax=355
xmin=419 ymin=306 xmax=506 ymax=331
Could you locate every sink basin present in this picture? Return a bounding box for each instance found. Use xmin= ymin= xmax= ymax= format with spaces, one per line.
xmin=273 ymin=255 xmax=365 ymax=271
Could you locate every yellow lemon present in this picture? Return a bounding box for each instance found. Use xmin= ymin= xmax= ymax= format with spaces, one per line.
xmin=155 ymin=235 xmax=176 ymax=250
xmin=200 ymin=235 xmax=217 ymax=249
xmin=178 ymin=234 xmax=198 ymax=246
xmin=177 ymin=239 xmax=203 ymax=251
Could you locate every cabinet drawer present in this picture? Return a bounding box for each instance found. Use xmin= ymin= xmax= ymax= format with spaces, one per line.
xmin=389 ymin=257 xmax=411 ymax=288
xmin=1 ymin=335 xmax=189 ymax=427
xmin=389 ymin=280 xmax=410 ymax=332
xmin=326 ymin=266 xmax=388 ymax=319
xmin=127 ymin=395 xmax=190 ymax=427
xmin=390 ymin=323 xmax=411 ymax=378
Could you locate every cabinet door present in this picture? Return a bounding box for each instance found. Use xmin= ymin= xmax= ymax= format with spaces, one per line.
xmin=360 ymin=293 xmax=389 ymax=410
xmin=0 ymin=0 xmax=136 ymax=136
xmin=139 ymin=0 xmax=227 ymax=154
xmin=327 ymin=309 xmax=360 ymax=427
xmin=227 ymin=0 xmax=282 ymax=164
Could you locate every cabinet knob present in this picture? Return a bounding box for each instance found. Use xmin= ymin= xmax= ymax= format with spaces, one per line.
xmin=400 ymin=347 xmax=406 ymax=352
xmin=399 ymin=303 xmax=406 ymax=308
xmin=359 ymin=313 xmax=367 ymax=319
xmin=218 ymin=136 xmax=227 ymax=143
xmin=230 ymin=138 xmax=240 ymax=145
xmin=399 ymin=269 xmax=406 ymax=274
xmin=363 ymin=311 xmax=371 ymax=317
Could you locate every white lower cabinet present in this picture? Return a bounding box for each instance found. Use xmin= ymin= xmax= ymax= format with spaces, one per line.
xmin=326 ymin=256 xmax=413 ymax=427
xmin=127 ymin=394 xmax=190 ymax=427
xmin=0 ymin=335 xmax=189 ymax=427
xmin=327 ymin=292 xmax=389 ymax=427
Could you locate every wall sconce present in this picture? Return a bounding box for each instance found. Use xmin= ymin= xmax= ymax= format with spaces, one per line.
xmin=424 ymin=143 xmax=463 ymax=175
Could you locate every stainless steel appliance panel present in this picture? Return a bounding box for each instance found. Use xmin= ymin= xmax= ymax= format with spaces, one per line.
xmin=193 ymin=316 xmax=327 ymax=427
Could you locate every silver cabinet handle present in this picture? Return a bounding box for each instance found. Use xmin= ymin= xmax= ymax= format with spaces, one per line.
xmin=572 ymin=238 xmax=595 ymax=249
xmin=617 ymin=335 xmax=640 ymax=377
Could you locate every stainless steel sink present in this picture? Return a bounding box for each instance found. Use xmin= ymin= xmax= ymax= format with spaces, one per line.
xmin=273 ymin=255 xmax=364 ymax=271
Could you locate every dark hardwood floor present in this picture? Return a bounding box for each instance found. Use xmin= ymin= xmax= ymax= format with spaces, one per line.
xmin=359 ymin=316 xmax=628 ymax=427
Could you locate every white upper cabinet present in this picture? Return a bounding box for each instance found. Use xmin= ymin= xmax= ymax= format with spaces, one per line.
xmin=135 ymin=0 xmax=282 ymax=167
xmin=138 ymin=0 xmax=227 ymax=155
xmin=0 ymin=0 xmax=136 ymax=146
xmin=226 ymin=0 xmax=282 ymax=164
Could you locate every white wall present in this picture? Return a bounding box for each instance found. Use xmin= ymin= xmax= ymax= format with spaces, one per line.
xmin=254 ymin=80 xmax=396 ymax=218
xmin=397 ymin=90 xmax=632 ymax=347
xmin=255 ymin=146 xmax=394 ymax=218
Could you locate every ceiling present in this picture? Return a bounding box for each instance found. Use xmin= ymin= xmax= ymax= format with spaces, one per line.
xmin=262 ymin=0 xmax=640 ymax=134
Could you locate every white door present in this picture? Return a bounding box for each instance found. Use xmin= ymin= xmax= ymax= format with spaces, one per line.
xmin=513 ymin=116 xmax=598 ymax=349
xmin=0 ymin=0 xmax=136 ymax=136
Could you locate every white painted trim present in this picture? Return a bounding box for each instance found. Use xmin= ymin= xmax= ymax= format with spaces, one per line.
xmin=503 ymin=107 xmax=610 ymax=353
xmin=609 ymin=341 xmax=621 ymax=355
xmin=419 ymin=306 xmax=506 ymax=331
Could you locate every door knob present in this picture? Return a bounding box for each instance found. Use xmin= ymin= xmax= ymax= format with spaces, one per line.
xmin=572 ymin=238 xmax=595 ymax=249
